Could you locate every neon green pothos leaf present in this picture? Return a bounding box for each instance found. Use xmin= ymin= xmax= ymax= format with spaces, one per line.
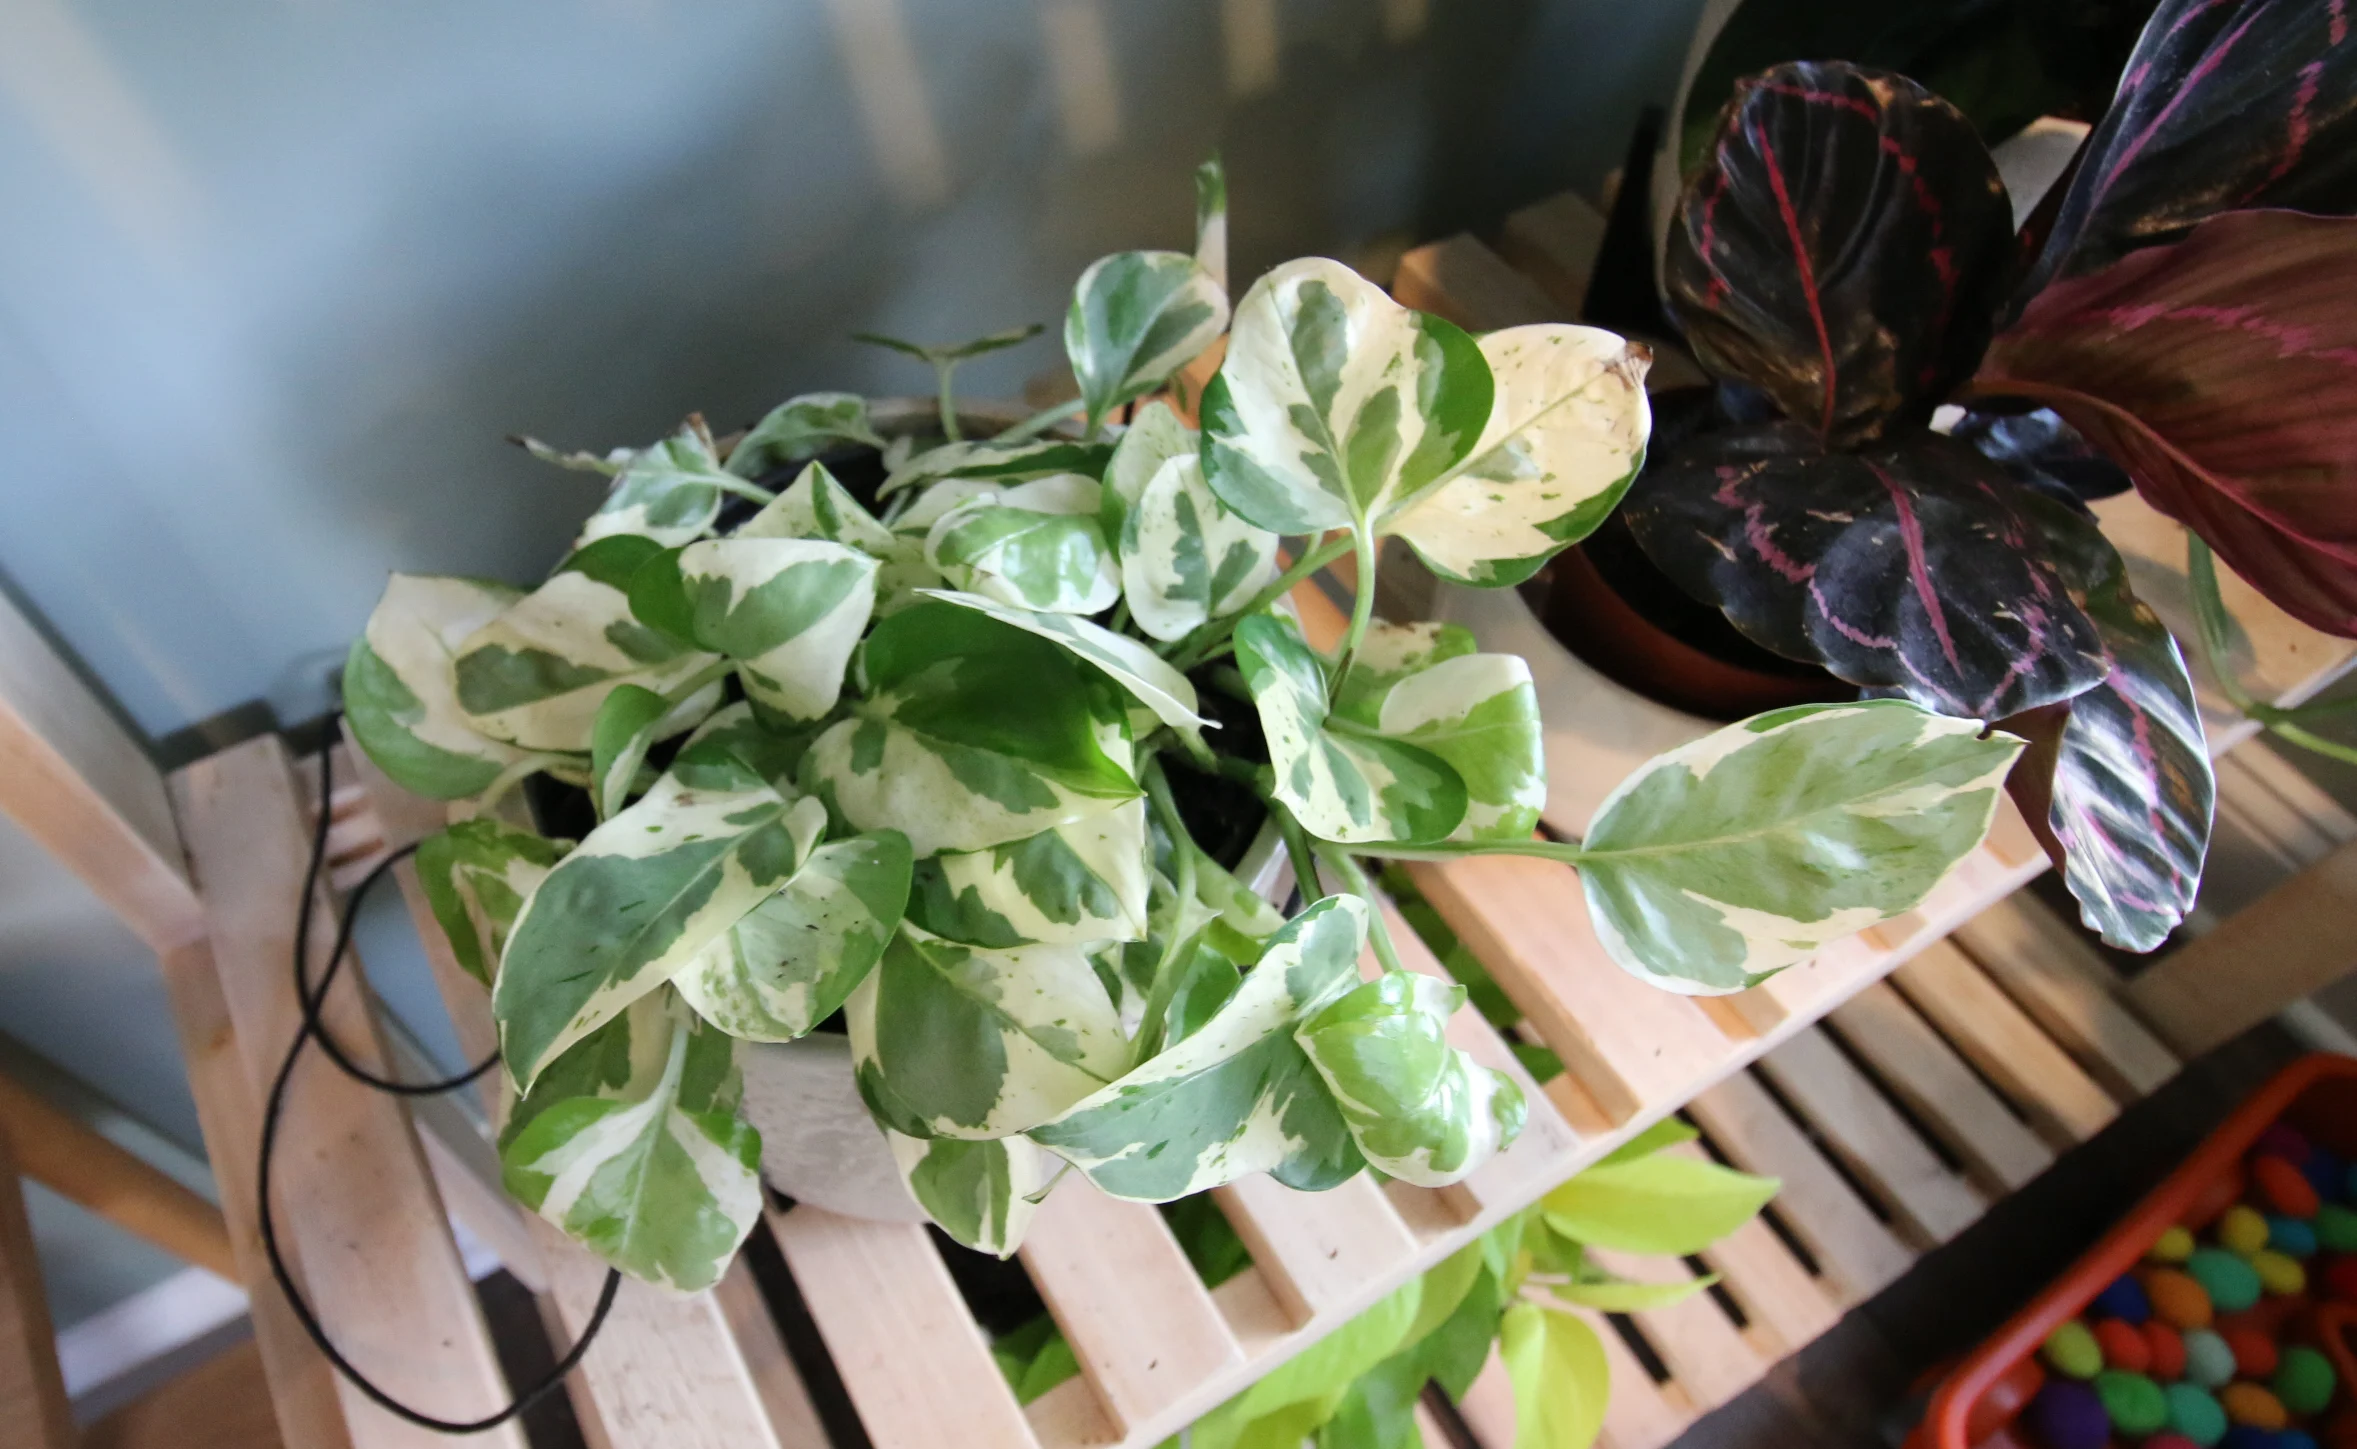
xmin=923 ymin=474 xmax=1121 ymax=614
xmin=1065 ymin=249 xmax=1230 ymax=431
xmin=1295 ymin=971 xmax=1526 ymax=1187
xmin=414 ymin=818 xmax=567 ymax=986
xmin=630 ymin=536 xmax=876 ymax=723
xmin=1499 ymin=1303 xmax=1610 ymax=1449
xmin=499 ymin=988 xmax=761 ymax=1292
xmin=344 ymin=574 xmax=531 ymax=799
xmin=1540 ymin=1150 xmax=1777 ymax=1257
xmin=1578 ymin=699 xmax=2023 ymax=994
xmin=1546 ymin=1274 xmax=1717 ymax=1313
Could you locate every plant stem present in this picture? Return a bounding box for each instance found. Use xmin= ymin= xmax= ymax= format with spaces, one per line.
xmin=1328 ymin=522 xmax=1378 ymax=695
xmin=1167 ymin=534 xmax=1355 ymax=668
xmin=935 ymin=361 xmax=963 ymax=442
xmin=463 ymin=752 xmax=570 ymax=822
xmin=706 ymin=476 xmax=778 ymax=506
xmin=1320 ymin=847 xmax=1405 ymax=975
xmin=2186 ymin=536 xmax=2261 ymax=714
xmin=1274 ymin=803 xmax=1325 ymax=900
xmin=991 ymin=396 xmax=1086 ymax=443
xmin=1346 ymin=837 xmax=1589 ymax=865
xmin=2266 ymin=720 xmax=2357 ymax=767
xmin=667 ymin=658 xmax=736 ymax=711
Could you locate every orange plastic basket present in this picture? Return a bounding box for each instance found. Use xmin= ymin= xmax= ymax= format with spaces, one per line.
xmin=1914 ymin=1053 xmax=2357 ymax=1449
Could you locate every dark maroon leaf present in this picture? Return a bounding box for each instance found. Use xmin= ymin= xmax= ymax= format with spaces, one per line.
xmin=2009 ymin=521 xmax=2213 ymax=951
xmin=1950 ymin=406 xmax=2133 ymax=508
xmin=2021 ymin=0 xmax=2357 ymax=298
xmin=1978 ymin=209 xmax=2357 ymax=636
xmin=1623 ymin=422 xmax=2111 ymax=719
xmin=1666 ymin=62 xmax=2018 ymax=448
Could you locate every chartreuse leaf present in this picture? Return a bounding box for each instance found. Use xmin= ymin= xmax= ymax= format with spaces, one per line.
xmin=1103 ymin=402 xmax=1279 ymax=644
xmin=918 ymin=589 xmax=1208 ymax=733
xmin=453 ymin=536 xmax=722 ymax=753
xmin=1234 ymin=613 xmax=1467 ymax=845
xmin=1027 ymin=895 xmax=1369 ymax=1201
xmin=1296 ymin=972 xmax=1526 ymax=1187
xmin=344 ymin=574 xmax=531 ymax=799
xmin=1335 ymin=621 xmax=1544 ymax=842
xmin=1599 ymin=1115 xmax=1698 ymax=1167
xmin=591 ymin=684 xmax=669 ymax=820
xmin=883 ymin=1130 xmax=1056 ymax=1257
xmin=1065 ymin=249 xmax=1230 ymax=432
xmin=1546 ymin=1275 xmax=1716 ymax=1313
xmin=414 ymin=819 xmax=566 ymax=986
xmin=906 ymin=798 xmax=1150 ymax=948
xmin=494 ymin=732 xmax=829 ymax=1088
xmin=1540 ymin=1150 xmax=1776 ymax=1257
xmin=805 ymin=601 xmax=1139 ymax=857
xmin=1577 ymin=700 xmax=2023 ymax=994
xmin=1202 ymin=257 xmax=1493 ymax=537
xmin=499 ymin=988 xmax=761 ymax=1292
xmin=630 ymin=536 xmax=876 ymax=723
xmin=726 ymin=392 xmax=884 ymax=479
xmin=1190 ymin=1272 xmax=1425 ymax=1449
xmin=673 ymin=828 xmax=912 ymax=1042
xmin=1499 ymin=1303 xmax=1609 ymax=1449
xmin=575 ymin=417 xmax=731 ymax=547
xmin=924 ymin=475 xmax=1120 ymax=615
xmin=1390 ymin=325 xmax=1653 ymax=589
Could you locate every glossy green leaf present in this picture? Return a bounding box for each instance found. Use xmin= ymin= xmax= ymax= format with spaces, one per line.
xmin=1578 ymin=700 xmax=2023 ymax=993
xmin=575 ymin=418 xmax=730 ymax=548
xmin=1540 ymin=1152 xmax=1777 ymax=1257
xmin=1499 ymin=1303 xmax=1609 ymax=1449
xmin=726 ymin=393 xmax=884 ymax=479
xmin=344 ymin=574 xmax=531 ymax=800
xmin=1389 ymin=325 xmax=1653 ymax=589
xmin=1598 ymin=1115 xmax=1698 ymax=1167
xmin=739 ymin=460 xmax=896 ymax=552
xmin=1202 ymin=258 xmax=1493 ymax=536
xmin=924 ymin=475 xmax=1120 ymax=615
xmin=1296 ymin=971 xmax=1526 ymax=1187
xmin=591 ymin=683 xmax=668 ymax=820
xmin=1066 ymin=249 xmax=1229 ymax=431
xmin=1339 ymin=621 xmax=1543 ymax=841
xmin=805 ymin=601 xmax=1139 ymax=857
xmin=1234 ymin=612 xmax=1467 ymax=845
xmin=905 ymin=798 xmax=1151 ymax=948
xmin=633 ymin=537 xmax=876 ymax=723
xmin=674 ymin=828 xmax=912 ymax=1042
xmin=1192 ymin=1274 xmax=1425 ymax=1449
xmin=1546 ymin=1274 xmax=1716 ymax=1313
xmin=453 ymin=539 xmax=722 ymax=753
xmin=852 ymin=922 xmax=1129 ymax=1139
xmin=883 ymin=1131 xmax=1055 ymax=1257
xmin=917 ymin=588 xmax=1207 ymax=733
xmin=1109 ymin=416 xmax=1280 ymax=643
xmin=880 ymin=438 xmax=1115 ymax=499
xmin=1027 ymin=895 xmax=1369 ymax=1201
xmin=494 ymin=739 xmax=829 ymax=1088
xmin=499 ymin=989 xmax=761 ymax=1292
xmin=414 ymin=819 xmax=566 ymax=987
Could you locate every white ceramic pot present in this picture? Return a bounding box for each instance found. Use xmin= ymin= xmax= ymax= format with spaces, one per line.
xmin=738 ymin=1035 xmax=929 ymax=1223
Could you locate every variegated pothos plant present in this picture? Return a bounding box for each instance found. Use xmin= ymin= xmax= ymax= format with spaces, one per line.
xmin=345 ymin=161 xmax=2022 ymax=1291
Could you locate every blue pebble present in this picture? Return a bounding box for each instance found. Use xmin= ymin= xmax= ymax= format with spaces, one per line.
xmin=2221 ymin=1429 xmax=2281 ymax=1449
xmin=2269 ymin=1214 xmax=2320 ymax=1258
xmin=2280 ymin=1433 xmax=2320 ymax=1449
xmin=2346 ymin=1159 xmax=2357 ymax=1205
xmin=2305 ymin=1147 xmax=2345 ymax=1201
xmin=2091 ymin=1272 xmax=2152 ymax=1325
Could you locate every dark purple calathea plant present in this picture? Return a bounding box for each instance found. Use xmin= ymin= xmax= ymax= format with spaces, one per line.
xmin=1625 ymin=0 xmax=2357 ymax=953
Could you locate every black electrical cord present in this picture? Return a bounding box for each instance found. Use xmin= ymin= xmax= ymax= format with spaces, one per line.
xmin=255 ymin=729 xmax=621 ymax=1433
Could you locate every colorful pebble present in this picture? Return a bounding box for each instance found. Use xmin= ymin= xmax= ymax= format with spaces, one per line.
xmin=2225 ymin=1206 xmax=2275 ymax=1256
xmin=2219 ymin=1429 xmax=2279 ymax=1449
xmin=2283 ymin=1433 xmax=2322 ymax=1449
xmin=2150 ymin=1320 xmax=2190 ymax=1380
xmin=2097 ymin=1272 xmax=2156 ymax=1325
xmin=2044 ymin=1320 xmax=2104 ymax=1380
xmin=2098 ymin=1317 xmax=2154 ymax=1374
xmin=2155 ymin=1225 xmax=2202 ymax=1264
xmin=2223 ymin=1382 xmax=2291 ymax=1431
xmin=2303 ymin=1149 xmax=2344 ymax=1202
xmin=2225 ymin=1323 xmax=2283 ymax=1378
xmin=2273 ymin=1216 xmax=2322 ymax=1260
xmin=2256 ymin=1155 xmax=2325 ymax=1219
xmin=2188 ymin=1329 xmax=2241 ymax=1387
xmin=2318 ymin=1207 xmax=2357 ymax=1256
xmin=2165 ymin=1382 xmax=2230 ymax=1447
xmin=2147 ymin=1436 xmax=2203 ymax=1449
xmin=2193 ymin=1248 xmax=2267 ymax=1314
xmin=2029 ymin=1377 xmax=2111 ymax=1449
xmin=2099 ymin=1370 xmax=2172 ymax=1437
xmin=2155 ymin=1268 xmax=2222 ymax=1329
xmin=2276 ymin=1345 xmax=2339 ymax=1417
xmin=2253 ymin=1249 xmax=2309 ymax=1297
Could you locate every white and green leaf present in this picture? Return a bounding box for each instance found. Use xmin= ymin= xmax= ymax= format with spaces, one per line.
xmin=1578 ymin=700 xmax=2024 ymax=994
xmin=905 ymin=798 xmax=1151 ymax=948
xmin=883 ymin=1130 xmax=1054 ymax=1257
xmin=674 ymin=828 xmax=913 ymax=1042
xmin=1195 ymin=155 xmax=1227 ymax=296
xmin=591 ymin=683 xmax=670 ymax=820
xmin=1295 ymin=971 xmax=1526 ymax=1187
xmin=1118 ymin=451 xmax=1279 ymax=644
xmin=575 ymin=418 xmax=730 ymax=548
xmin=1065 ymin=249 xmax=1229 ymax=431
xmin=727 ymin=393 xmax=885 ymax=479
xmin=344 ymin=574 xmax=532 ymax=799
xmin=1201 ymin=258 xmax=1493 ymax=536
xmin=917 ymin=589 xmax=1208 ymax=733
xmin=1389 ymin=325 xmax=1652 ymax=588
xmin=632 ymin=537 xmax=877 ymax=723
xmin=880 ymin=438 xmax=1114 ymax=499
xmin=1371 ymin=650 xmax=1545 ymax=840
xmin=1026 ymin=894 xmax=1369 ymax=1201
xmin=414 ymin=819 xmax=566 ymax=986
xmin=1099 ymin=400 xmax=1193 ymax=542
xmin=499 ymin=989 xmax=761 ymax=1292
xmin=924 ymin=475 xmax=1120 ymax=615
xmin=738 ymin=461 xmax=897 ymax=553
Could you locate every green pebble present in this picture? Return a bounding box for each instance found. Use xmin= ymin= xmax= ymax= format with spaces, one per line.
xmin=2165 ymin=1382 xmax=2229 ymax=1448
xmin=2097 ymin=1370 xmax=2171 ymax=1437
xmin=2187 ymin=1247 xmax=2263 ymax=1313
xmin=2185 ymin=1329 xmax=2239 ymax=1389
xmin=2043 ymin=1319 xmax=2104 ymax=1380
xmin=2317 ymin=1202 xmax=2357 ymax=1254
xmin=2275 ymin=1345 xmax=2337 ymax=1417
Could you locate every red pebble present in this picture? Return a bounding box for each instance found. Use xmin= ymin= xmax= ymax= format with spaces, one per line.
xmin=2096 ymin=1317 xmax=2153 ymax=1373
xmin=2220 ymin=1297 xmax=2303 ymax=1340
xmin=2189 ymin=1165 xmax=2251 ymax=1229
xmin=2146 ymin=1320 xmax=2188 ymax=1380
xmin=2257 ymin=1153 xmax=2325 ymax=1218
xmin=2223 ymin=1322 xmax=2281 ymax=1378
xmin=2146 ymin=1437 xmax=2201 ymax=1449
xmin=2327 ymin=1256 xmax=2357 ymax=1305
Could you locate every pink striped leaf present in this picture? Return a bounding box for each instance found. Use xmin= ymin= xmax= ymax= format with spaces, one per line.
xmin=1666 ymin=62 xmax=2016 ymax=448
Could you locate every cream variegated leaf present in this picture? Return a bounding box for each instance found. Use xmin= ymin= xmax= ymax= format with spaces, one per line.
xmin=1119 ymin=451 xmax=1279 ymax=643
xmin=1201 ymin=258 xmax=1493 ymax=536
xmin=1195 ymin=155 xmax=1228 ymax=296
xmin=738 ymin=461 xmax=897 ymax=553
xmin=499 ymin=989 xmax=761 ymax=1292
xmin=1579 ymin=700 xmax=2024 ymax=994
xmin=674 ymin=828 xmax=913 ymax=1042
xmin=879 ymin=437 xmax=1114 ymax=499
xmin=414 ymin=818 xmax=567 ymax=986
xmin=634 ymin=536 xmax=877 ymax=723
xmin=924 ymin=475 xmax=1120 ymax=615
xmin=1026 ymin=895 xmax=1369 ymax=1201
xmin=882 ymin=1130 xmax=1054 ymax=1257
xmin=906 ymin=798 xmax=1151 ymax=948
xmin=726 ymin=393 xmax=884 ymax=479
xmin=1373 ymin=652 xmax=1545 ymax=841
xmin=575 ymin=418 xmax=730 ymax=548
xmin=1390 ymin=325 xmax=1653 ymax=588
xmin=344 ymin=574 xmax=532 ymax=799
xmin=1295 ymin=972 xmax=1525 ymax=1186
xmin=1065 ymin=249 xmax=1229 ymax=431
xmin=916 ymin=589 xmax=1207 ymax=733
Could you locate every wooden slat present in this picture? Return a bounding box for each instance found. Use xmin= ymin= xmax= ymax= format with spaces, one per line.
xmin=1753 ymin=1029 xmax=1984 ymax=1247
xmin=1659 ymin=1144 xmax=1839 ymax=1355
xmin=2129 ymin=838 xmax=2357 ymax=1056
xmin=1829 ymin=982 xmax=2054 ymax=1192
xmin=172 ymin=737 xmax=527 ymax=1448
xmin=0 ymin=588 xmax=202 ymax=952
xmin=1021 ymin=1182 xmax=1241 ymax=1434
xmin=1894 ymin=941 xmax=2117 ymax=1145
xmin=2225 ymin=741 xmax=2357 ymax=845
xmin=1948 ymin=894 xmax=2178 ymax=1099
xmin=712 ymin=1253 xmax=829 ymax=1448
xmin=0 ymin=1068 xmax=237 ymax=1279
xmin=1213 ymin=1174 xmax=1417 ymax=1326
xmin=1586 ymin=1249 xmax=1764 ymax=1413
xmin=773 ymin=1208 xmax=1038 ymax=1449
xmin=1392 ymin=234 xmax=1566 ymax=329
xmin=1408 ymin=853 xmax=1731 ymax=1124
xmin=85 ymin=1336 xmax=286 ymax=1449
xmin=0 ymin=1133 xmax=75 ymax=1449
xmin=1497 ymin=191 xmax=1607 ymax=314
